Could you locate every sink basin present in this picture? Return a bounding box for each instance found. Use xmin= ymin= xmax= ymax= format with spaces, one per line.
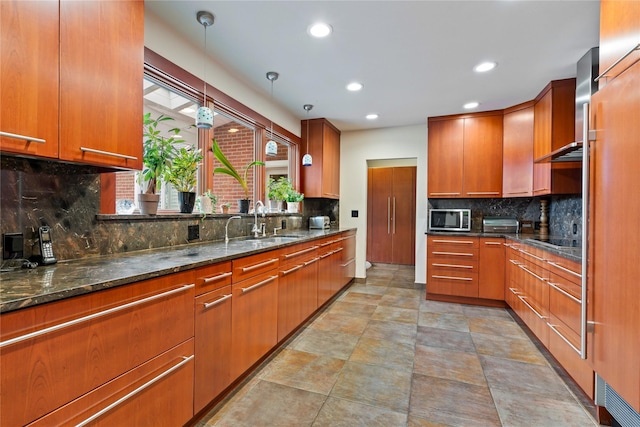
xmin=245 ymin=236 xmax=299 ymax=244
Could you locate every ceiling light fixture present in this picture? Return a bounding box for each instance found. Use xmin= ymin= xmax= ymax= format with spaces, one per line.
xmin=308 ymin=23 xmax=332 ymax=38
xmin=464 ymin=101 xmax=480 ymax=109
xmin=366 ymin=114 xmax=378 ymax=120
xmin=265 ymin=71 xmax=279 ymax=157
xmin=195 ymin=11 xmax=215 ymax=129
xmin=474 ymin=61 xmax=497 ymax=72
xmin=346 ymin=82 xmax=363 ymax=91
xmin=302 ymin=104 xmax=313 ymax=167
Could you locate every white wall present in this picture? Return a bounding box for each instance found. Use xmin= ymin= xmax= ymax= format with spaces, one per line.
xmin=144 ymin=9 xmax=301 ymax=137
xmin=340 ymin=124 xmax=428 ymax=284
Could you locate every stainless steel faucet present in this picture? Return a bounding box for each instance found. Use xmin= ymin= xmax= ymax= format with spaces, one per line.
xmin=225 ymin=216 xmax=241 ymax=243
xmin=252 ymin=201 xmax=265 ymax=238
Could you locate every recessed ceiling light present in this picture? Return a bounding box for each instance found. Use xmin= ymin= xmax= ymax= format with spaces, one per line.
xmin=308 ymin=23 xmax=332 ymax=38
xmin=181 ymin=107 xmax=195 ymax=114
xmin=464 ymin=101 xmax=480 ymax=109
xmin=474 ymin=61 xmax=497 ymax=72
xmin=366 ymin=114 xmax=378 ymax=120
xmin=346 ymin=82 xmax=363 ymax=91
xmin=228 ymin=128 xmax=239 ymax=133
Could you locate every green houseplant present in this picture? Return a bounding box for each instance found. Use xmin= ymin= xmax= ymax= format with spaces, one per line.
xmin=200 ymin=190 xmax=218 ymax=214
xmin=166 ymin=145 xmax=203 ymax=213
xmin=285 ymin=185 xmax=304 ymax=213
xmin=212 ymin=139 xmax=264 ymax=213
xmin=139 ymin=113 xmax=179 ymax=214
xmin=266 ymin=177 xmax=290 ymax=212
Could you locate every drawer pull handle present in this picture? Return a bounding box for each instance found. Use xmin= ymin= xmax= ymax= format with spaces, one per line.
xmin=483 ymin=242 xmax=503 ymax=246
xmin=509 ymin=287 xmax=523 ymax=296
xmin=341 ymin=258 xmax=355 ymax=268
xmin=432 ymin=251 xmax=474 ymax=257
xmin=203 ymin=271 xmax=232 ymax=283
xmin=319 ymin=252 xmax=333 ymax=259
xmin=432 ymin=263 xmax=473 ymax=269
xmin=0 ymin=131 xmax=46 ymax=144
xmin=241 ymin=275 xmax=278 ymax=293
xmin=0 ymin=284 xmax=194 ymax=349
xmin=281 ymin=264 xmax=304 ymax=276
xmin=594 ymin=42 xmax=640 ymax=82
xmin=547 ymin=323 xmax=581 ymax=355
xmin=80 ymin=146 xmax=138 ymax=161
xmin=518 ymin=264 xmax=547 ymax=282
xmin=75 ymin=355 xmax=194 ymax=427
xmin=518 ymin=248 xmax=546 ymax=262
xmin=466 ymin=191 xmax=500 ymax=195
xmin=431 ymin=275 xmax=473 ymax=282
xmin=432 ymin=239 xmax=475 ymax=245
xmin=546 ymin=261 xmax=581 ymax=279
xmin=332 ymin=247 xmax=344 ymax=254
xmin=519 ymin=296 xmax=547 ymax=320
xmin=241 ymin=258 xmax=278 ymax=272
xmin=548 ymin=282 xmax=581 ymax=304
xmin=509 ymin=259 xmax=522 ymax=266
xmin=304 ymin=257 xmax=320 ymax=266
xmin=203 ymin=294 xmax=232 ymax=309
xmin=429 ymin=192 xmax=461 ymax=196
xmin=284 ymin=245 xmax=319 ymax=259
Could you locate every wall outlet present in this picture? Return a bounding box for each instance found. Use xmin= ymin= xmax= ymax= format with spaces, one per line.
xmin=572 ymin=223 xmax=578 ymax=235
xmin=351 ymin=210 xmax=358 ymax=218
xmin=3 ymin=233 xmax=24 ymax=259
xmin=187 ymin=225 xmax=199 ymax=241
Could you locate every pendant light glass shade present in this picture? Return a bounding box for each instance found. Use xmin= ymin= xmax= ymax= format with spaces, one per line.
xmin=196 ymin=11 xmax=214 ymax=129
xmin=265 ymin=71 xmax=279 ymax=157
xmin=302 ymin=104 xmax=313 ymax=166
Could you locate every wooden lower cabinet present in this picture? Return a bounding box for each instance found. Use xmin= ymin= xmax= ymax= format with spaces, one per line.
xmin=427 ymin=236 xmax=480 ymax=298
xmin=340 ymin=232 xmax=357 ymax=287
xmin=478 ymin=238 xmax=505 ymax=300
xmin=317 ymin=238 xmax=339 ymax=306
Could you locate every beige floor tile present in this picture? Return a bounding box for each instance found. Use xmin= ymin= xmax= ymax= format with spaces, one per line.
xmin=379 ymin=294 xmax=421 ymax=310
xmin=385 ymin=287 xmax=424 ymax=298
xmin=462 ymin=304 xmax=513 ymax=320
xmin=347 ymin=283 xmax=389 ymax=295
xmin=416 ymin=325 xmax=476 ymax=353
xmin=349 ymin=336 xmax=416 ymax=371
xmin=338 ymin=291 xmax=384 ymax=305
xmin=259 ymin=348 xmax=346 ymax=395
xmin=413 ymin=344 xmax=486 ymax=386
xmin=471 ymin=332 xmax=548 ymax=365
xmin=407 ymin=416 xmax=449 ymax=427
xmin=419 ymin=299 xmax=465 ymax=315
xmin=331 ymin=361 xmax=412 ymax=413
xmin=467 ymin=316 xmax=529 ymax=339
xmin=409 ymin=374 xmax=502 ymax=427
xmin=312 ymin=397 xmax=407 ymax=427
xmin=308 ymin=312 xmax=370 ymax=335
xmin=418 ymin=312 xmax=469 ymax=332
xmin=361 ymin=319 xmax=418 ymax=345
xmin=327 ymin=301 xmax=378 ymax=318
xmin=371 ymin=305 xmax=419 ymax=324
xmin=290 ymin=328 xmax=360 ymax=360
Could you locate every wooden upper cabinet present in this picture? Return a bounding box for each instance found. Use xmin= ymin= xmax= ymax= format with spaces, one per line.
xmin=502 ymin=102 xmax=534 ymax=197
xmin=598 ymin=0 xmax=640 ymax=86
xmin=0 ymin=0 xmax=59 ymax=158
xmin=427 ymin=118 xmax=464 ymax=197
xmin=532 ymin=79 xmax=581 ymax=196
xmin=427 ymin=112 xmax=502 ymax=198
xmin=59 ymin=0 xmax=143 ymax=170
xmin=301 ymin=118 xmax=341 ymax=199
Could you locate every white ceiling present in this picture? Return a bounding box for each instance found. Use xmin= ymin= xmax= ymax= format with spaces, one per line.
xmin=145 ymin=1 xmax=601 ymax=132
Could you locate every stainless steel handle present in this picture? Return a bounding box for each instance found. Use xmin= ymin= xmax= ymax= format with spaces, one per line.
xmin=518 ymin=248 xmax=546 ymax=262
xmin=203 ymin=294 xmax=232 ymax=309
xmin=80 ymin=146 xmax=138 ymax=161
xmin=431 ymin=275 xmax=472 ymax=282
xmin=75 ymin=355 xmax=194 ymax=427
xmin=319 ymin=240 xmax=335 ymax=247
xmin=319 ymin=252 xmax=333 ymax=259
xmin=548 ymin=323 xmax=581 ymax=355
xmin=580 ymin=102 xmax=590 ymax=360
xmin=546 ymin=261 xmax=581 ymax=279
xmin=203 ymin=271 xmax=232 ymax=283
xmin=483 ymin=242 xmax=503 ymax=246
xmin=518 ymin=264 xmax=547 ymax=282
xmin=429 ymin=192 xmax=461 ymax=196
xmin=341 ymin=258 xmax=355 ymax=268
xmin=304 ymin=257 xmax=320 ymax=266
xmin=241 ymin=275 xmax=277 ymax=293
xmin=241 ymin=258 xmax=278 ymax=272
xmin=284 ymin=246 xmax=319 ymax=259
xmin=432 ymin=251 xmax=474 ymax=257
xmin=332 ymin=247 xmax=344 ymax=254
xmin=392 ymin=197 xmax=396 ymax=234
xmin=280 ymin=264 xmax=304 ymax=276
xmin=0 ymin=284 xmax=194 ymax=349
xmin=509 ymin=287 xmax=523 ymax=296
xmin=594 ymin=43 xmax=640 ymax=82
xmin=509 ymin=259 xmax=522 ymax=266
xmin=0 ymin=131 xmax=46 ymax=144
xmin=432 ymin=239 xmax=474 ymax=245
xmin=504 ymin=191 xmax=530 ymax=195
xmin=387 ymin=197 xmax=391 ymax=234
xmin=519 ymin=296 xmax=547 ymax=320
xmin=466 ymin=191 xmax=500 ymax=195
xmin=432 ymin=263 xmax=473 ymax=269
xmin=548 ymin=282 xmax=581 ymax=304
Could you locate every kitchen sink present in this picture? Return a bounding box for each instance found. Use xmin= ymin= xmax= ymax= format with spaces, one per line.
xmin=245 ymin=236 xmax=300 ymax=244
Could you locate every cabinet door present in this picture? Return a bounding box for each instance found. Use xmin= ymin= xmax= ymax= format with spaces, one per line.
xmin=427 ymin=118 xmax=464 ymax=197
xmin=0 ymin=0 xmax=59 ymax=158
xmin=194 ymin=286 xmax=232 ymax=413
xmin=463 ymin=115 xmax=503 ymax=197
xmin=367 ymin=167 xmax=393 ymax=263
xmin=301 ymin=119 xmax=341 ymax=199
xmin=231 ymin=270 xmax=279 ymax=379
xmin=503 ymin=104 xmax=534 ymax=197
xmin=479 ymin=238 xmax=505 ymax=300
xmin=591 ymin=63 xmax=640 ymax=412
xmin=391 ymin=167 xmax=416 ymax=265
xmin=324 ymin=125 xmax=341 ymax=198
xmin=278 ymin=261 xmax=305 ymax=341
xmin=58 ymin=0 xmax=143 ymax=170
xmin=317 ymin=241 xmax=338 ymax=306
xmin=599 ymin=0 xmax=640 ymax=84
xmin=533 ymin=90 xmax=552 ymax=195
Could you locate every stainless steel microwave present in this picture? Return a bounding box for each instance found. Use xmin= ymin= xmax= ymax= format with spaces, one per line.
xmin=428 ymin=209 xmax=471 ymax=232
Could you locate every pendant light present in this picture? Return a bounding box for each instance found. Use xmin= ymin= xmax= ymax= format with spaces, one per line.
xmin=302 ymin=104 xmax=313 ymax=166
xmin=265 ymin=71 xmax=279 ymax=157
xmin=196 ymin=11 xmax=214 ymax=129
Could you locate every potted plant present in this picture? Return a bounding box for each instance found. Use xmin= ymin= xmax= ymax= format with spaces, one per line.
xmin=166 ymin=145 xmax=203 ymax=213
xmin=139 ymin=113 xmax=179 ymax=215
xmin=212 ymin=139 xmax=264 ymax=213
xmin=200 ymin=190 xmax=218 ymax=214
xmin=266 ymin=177 xmax=290 ymax=212
xmin=285 ymin=186 xmax=304 ymax=213
xmin=220 ymin=202 xmax=231 ymax=214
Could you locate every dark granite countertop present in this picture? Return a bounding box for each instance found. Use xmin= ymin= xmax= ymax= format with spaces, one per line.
xmin=425 ymin=231 xmax=582 ymax=263
xmin=0 ymin=228 xmax=354 ymax=314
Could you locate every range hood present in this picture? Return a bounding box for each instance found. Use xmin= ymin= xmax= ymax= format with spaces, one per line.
xmin=535 ymin=47 xmax=599 ymax=163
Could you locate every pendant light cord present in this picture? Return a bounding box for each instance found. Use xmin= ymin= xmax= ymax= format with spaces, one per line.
xmin=203 ymin=25 xmax=207 ymax=105
xmin=270 ymin=80 xmax=274 ymax=140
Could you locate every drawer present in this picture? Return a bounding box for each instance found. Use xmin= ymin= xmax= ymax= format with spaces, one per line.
xmin=428 ymin=236 xmax=479 ymax=248
xmin=427 ymin=270 xmax=479 ymax=298
xmin=429 ymin=247 xmax=479 ymax=259
xmin=546 ymin=254 xmax=582 ymax=283
xmin=195 ymin=261 xmax=232 ymax=295
xmin=548 ymin=271 xmax=582 ymax=336
xmin=517 ymin=261 xmax=549 ymax=316
xmin=232 ymin=250 xmax=280 ymax=282
xmin=517 ymin=244 xmax=550 ymax=267
xmin=29 ymin=339 xmax=195 ymax=426
xmin=428 ymin=257 xmax=479 ymax=273
xmin=280 ymin=241 xmax=319 ymax=266
xmin=507 ymin=286 xmax=549 ymax=346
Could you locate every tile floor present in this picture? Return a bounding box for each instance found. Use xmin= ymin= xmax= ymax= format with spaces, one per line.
xmin=196 ymin=264 xmax=599 ymax=427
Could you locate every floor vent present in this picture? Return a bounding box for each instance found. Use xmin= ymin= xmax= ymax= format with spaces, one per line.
xmin=605 ymin=383 xmax=640 ymax=427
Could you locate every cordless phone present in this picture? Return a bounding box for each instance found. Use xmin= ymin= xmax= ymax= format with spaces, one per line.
xmin=37 ymin=226 xmax=57 ymax=265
